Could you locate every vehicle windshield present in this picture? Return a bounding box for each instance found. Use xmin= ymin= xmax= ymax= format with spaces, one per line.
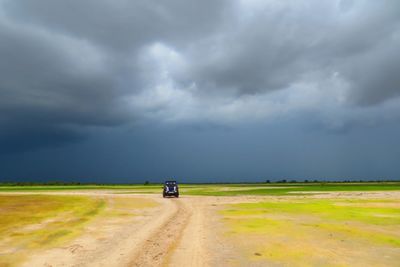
xmin=165 ymin=181 xmax=177 ymax=185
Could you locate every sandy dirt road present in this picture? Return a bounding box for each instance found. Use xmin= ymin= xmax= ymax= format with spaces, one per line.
xmin=14 ymin=193 xmax=232 ymax=267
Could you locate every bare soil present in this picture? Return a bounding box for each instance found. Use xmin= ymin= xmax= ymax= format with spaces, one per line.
xmin=1 ymin=191 xmax=399 ymax=267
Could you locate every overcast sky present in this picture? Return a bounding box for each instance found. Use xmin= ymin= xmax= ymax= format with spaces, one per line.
xmin=1 ymin=0 xmax=400 ymax=183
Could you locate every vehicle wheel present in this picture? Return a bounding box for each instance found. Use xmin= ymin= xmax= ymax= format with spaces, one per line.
xmin=175 ymin=193 xmax=179 ymax=198
xmin=163 ymin=193 xmax=166 ymax=198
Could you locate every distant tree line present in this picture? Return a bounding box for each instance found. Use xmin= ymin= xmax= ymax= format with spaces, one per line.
xmin=0 ymin=179 xmax=399 ymax=186
xmin=0 ymin=181 xmax=84 ymax=186
xmin=0 ymin=181 xmax=153 ymax=186
xmin=265 ymin=179 xmax=398 ymax=183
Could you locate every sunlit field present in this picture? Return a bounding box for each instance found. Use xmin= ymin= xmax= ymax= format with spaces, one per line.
xmin=220 ymin=197 xmax=400 ymax=266
xmin=1 ymin=182 xmax=400 ymax=195
xmin=0 ymin=183 xmax=399 ymax=266
xmin=0 ymin=194 xmax=157 ymax=267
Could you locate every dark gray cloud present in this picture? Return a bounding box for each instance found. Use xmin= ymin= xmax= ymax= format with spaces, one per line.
xmin=2 ymin=0 xmax=229 ymax=51
xmin=0 ymin=0 xmax=232 ymax=152
xmin=1 ymin=121 xmax=400 ymax=182
xmin=0 ymin=0 xmax=400 ymax=180
xmin=183 ymin=0 xmax=400 ymax=99
xmin=0 ymin=19 xmax=125 ymax=152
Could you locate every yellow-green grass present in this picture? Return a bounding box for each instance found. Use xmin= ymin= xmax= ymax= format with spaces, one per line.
xmin=0 ymin=195 xmax=157 ymax=267
xmin=221 ymin=198 xmax=400 ymax=266
xmin=2 ymin=183 xmax=400 ymax=197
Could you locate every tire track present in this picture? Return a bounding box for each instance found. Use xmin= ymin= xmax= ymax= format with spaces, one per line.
xmin=129 ymin=198 xmax=191 ymax=267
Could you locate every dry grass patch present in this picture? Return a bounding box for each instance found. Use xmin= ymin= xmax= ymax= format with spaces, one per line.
xmin=220 ymin=197 xmax=400 ymax=266
xmin=0 ymin=194 xmax=158 ymax=267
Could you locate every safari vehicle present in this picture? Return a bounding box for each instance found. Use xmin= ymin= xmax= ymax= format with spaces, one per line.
xmin=163 ymin=180 xmax=179 ymax=198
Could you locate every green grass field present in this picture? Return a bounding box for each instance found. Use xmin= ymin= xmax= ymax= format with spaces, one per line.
xmin=220 ymin=197 xmax=400 ymax=266
xmin=182 ymin=182 xmax=400 ymax=196
xmin=1 ymin=182 xmax=399 ymax=196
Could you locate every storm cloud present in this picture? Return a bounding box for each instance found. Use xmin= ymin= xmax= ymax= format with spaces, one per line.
xmin=0 ymin=0 xmax=399 ymax=181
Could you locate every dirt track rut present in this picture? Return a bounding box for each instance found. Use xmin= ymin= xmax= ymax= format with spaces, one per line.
xmin=129 ymin=198 xmax=191 ymax=266
xmin=13 ymin=193 xmax=217 ymax=267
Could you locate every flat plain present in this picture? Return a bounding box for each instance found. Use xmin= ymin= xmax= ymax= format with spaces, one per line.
xmin=0 ymin=183 xmax=399 ymax=266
